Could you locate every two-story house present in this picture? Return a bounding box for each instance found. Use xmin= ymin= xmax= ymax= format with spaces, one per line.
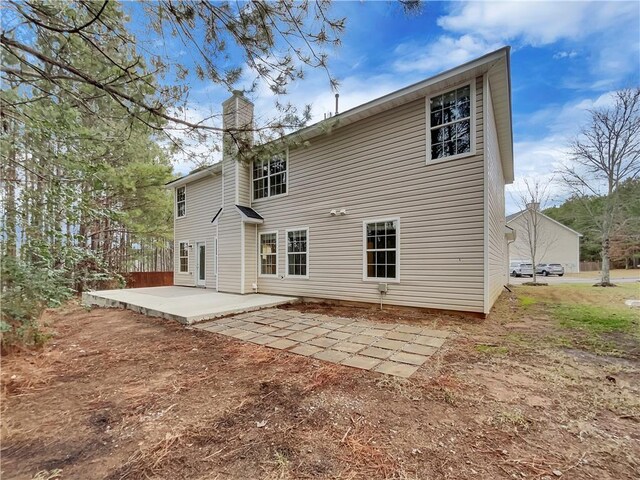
xmin=166 ymin=47 xmax=513 ymax=316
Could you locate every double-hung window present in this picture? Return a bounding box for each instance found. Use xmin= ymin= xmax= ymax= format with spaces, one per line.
xmin=179 ymin=241 xmax=189 ymax=273
xmin=286 ymin=229 xmax=308 ymax=277
xmin=259 ymin=232 xmax=278 ymax=276
xmin=253 ymin=154 xmax=287 ymax=200
xmin=176 ymin=186 xmax=186 ymax=218
xmin=364 ymin=219 xmax=399 ymax=281
xmin=429 ymin=84 xmax=473 ymax=161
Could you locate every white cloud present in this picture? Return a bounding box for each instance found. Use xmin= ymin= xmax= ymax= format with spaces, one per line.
xmin=553 ymin=50 xmax=578 ymax=60
xmin=437 ymin=1 xmax=639 ymax=90
xmin=505 ymin=91 xmax=619 ymax=213
xmin=438 ymin=1 xmax=637 ymax=45
xmin=392 ymin=34 xmax=501 ymax=74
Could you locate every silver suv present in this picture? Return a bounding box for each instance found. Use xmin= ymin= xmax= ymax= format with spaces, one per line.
xmin=536 ymin=263 xmax=565 ymax=276
xmin=510 ymin=261 xmax=533 ymax=277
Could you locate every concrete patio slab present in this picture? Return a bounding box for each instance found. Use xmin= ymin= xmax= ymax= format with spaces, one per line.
xmin=192 ymin=307 xmax=450 ymax=378
xmin=82 ymin=286 xmax=298 ymax=324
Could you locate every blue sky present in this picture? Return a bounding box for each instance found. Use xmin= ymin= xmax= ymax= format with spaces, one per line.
xmin=126 ymin=1 xmax=639 ymax=213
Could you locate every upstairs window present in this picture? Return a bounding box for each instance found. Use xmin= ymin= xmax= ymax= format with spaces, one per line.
xmin=286 ymin=229 xmax=308 ymax=277
xmin=429 ymin=84 xmax=473 ymax=161
xmin=364 ymin=219 xmax=399 ymax=281
xmin=259 ymin=232 xmax=278 ymax=276
xmin=253 ymin=154 xmax=287 ymax=200
xmin=176 ymin=186 xmax=186 ymax=218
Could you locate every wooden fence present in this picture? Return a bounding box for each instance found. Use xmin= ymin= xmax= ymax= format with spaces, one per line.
xmin=579 ymin=261 xmax=601 ymax=271
xmin=124 ymin=271 xmax=173 ymax=288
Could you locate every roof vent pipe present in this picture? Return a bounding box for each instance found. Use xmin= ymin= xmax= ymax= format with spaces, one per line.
xmin=335 ymin=93 xmax=340 ymax=115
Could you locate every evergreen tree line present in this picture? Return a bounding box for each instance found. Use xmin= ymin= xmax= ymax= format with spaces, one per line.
xmin=1 ymin=2 xmax=174 ymax=347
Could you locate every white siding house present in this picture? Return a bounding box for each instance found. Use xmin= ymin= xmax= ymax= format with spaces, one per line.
xmin=167 ymin=47 xmax=514 ymax=316
xmin=507 ymin=207 xmax=582 ymax=273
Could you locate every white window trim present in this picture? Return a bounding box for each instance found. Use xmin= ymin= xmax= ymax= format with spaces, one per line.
xmin=176 ymin=186 xmax=186 ymax=219
xmin=362 ymin=217 xmax=400 ymax=283
xmin=251 ymin=149 xmax=289 ymax=203
xmin=285 ymin=227 xmax=310 ymax=279
xmin=258 ymin=230 xmax=279 ymax=277
xmin=178 ymin=240 xmax=189 ymax=273
xmin=426 ymin=81 xmax=476 ymax=165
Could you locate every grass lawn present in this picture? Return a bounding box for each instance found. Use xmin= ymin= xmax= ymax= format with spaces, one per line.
xmin=1 ymin=283 xmax=639 ymax=479
xmin=565 ymin=268 xmax=640 ymax=279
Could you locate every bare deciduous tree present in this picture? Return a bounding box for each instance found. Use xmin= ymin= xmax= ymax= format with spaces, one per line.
xmin=511 ymin=178 xmax=557 ymax=284
xmin=560 ymin=88 xmax=640 ymax=286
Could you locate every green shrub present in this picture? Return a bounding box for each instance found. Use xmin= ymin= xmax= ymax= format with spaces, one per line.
xmin=1 ymin=244 xmax=122 ymax=350
xmin=1 ymin=256 xmax=73 ymax=349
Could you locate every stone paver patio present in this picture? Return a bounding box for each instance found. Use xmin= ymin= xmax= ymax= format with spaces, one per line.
xmin=194 ymin=308 xmax=449 ymax=378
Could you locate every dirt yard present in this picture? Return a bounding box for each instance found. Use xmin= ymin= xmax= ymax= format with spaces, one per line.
xmin=2 ymin=284 xmax=639 ymax=479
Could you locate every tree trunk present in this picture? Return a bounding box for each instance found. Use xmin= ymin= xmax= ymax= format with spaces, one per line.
xmin=601 ymin=236 xmax=611 ymax=285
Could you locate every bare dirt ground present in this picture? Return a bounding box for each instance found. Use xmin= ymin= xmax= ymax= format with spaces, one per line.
xmin=2 ymin=285 xmax=639 ymax=480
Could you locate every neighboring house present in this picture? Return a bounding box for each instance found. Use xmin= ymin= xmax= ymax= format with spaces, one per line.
xmin=166 ymin=47 xmax=513 ymax=316
xmin=506 ymin=204 xmax=582 ymax=273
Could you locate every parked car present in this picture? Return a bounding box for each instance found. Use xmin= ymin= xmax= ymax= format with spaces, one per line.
xmin=510 ymin=261 xmax=533 ymax=277
xmin=536 ymin=263 xmax=565 ymax=276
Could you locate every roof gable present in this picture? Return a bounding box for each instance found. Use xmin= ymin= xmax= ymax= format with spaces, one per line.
xmin=506 ymin=209 xmax=583 ymax=237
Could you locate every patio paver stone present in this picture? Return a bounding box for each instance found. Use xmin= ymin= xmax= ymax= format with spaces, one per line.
xmin=349 ymin=334 xmax=377 ymax=345
xmin=340 ymin=355 xmax=382 ymax=370
xmin=290 ymin=344 xmax=323 ymax=357
xmin=306 ymin=327 xmax=331 ymax=336
xmin=308 ymin=337 xmax=339 ymax=348
xmin=413 ymin=335 xmax=446 ymax=347
xmin=267 ymin=339 xmax=299 ymax=350
xmin=326 ymin=331 xmax=352 ymax=340
xmin=313 ymin=349 xmax=351 ymax=363
xmin=359 ymin=346 xmax=394 ymax=359
xmin=390 ymin=351 xmax=429 ymax=366
xmin=194 ymin=307 xmax=449 ymax=378
xmin=287 ymin=331 xmax=317 ymax=342
xmin=385 ymin=331 xmax=416 ymax=341
xmin=251 ymin=334 xmax=279 ymax=345
xmin=372 ymin=338 xmax=405 ymax=351
xmin=421 ymin=329 xmax=449 ymax=338
xmin=271 ymin=321 xmax=293 ymax=329
xmin=231 ymin=330 xmax=261 ymax=341
xmin=333 ymin=341 xmax=365 ymax=354
xmin=270 ymin=329 xmax=296 ymax=338
xmin=288 ymin=323 xmax=311 ymax=331
xmin=402 ymin=343 xmax=438 ymax=356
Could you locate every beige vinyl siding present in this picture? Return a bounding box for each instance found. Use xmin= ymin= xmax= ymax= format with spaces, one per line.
xmin=237 ymin=161 xmax=251 ymax=205
xmin=244 ymin=223 xmax=257 ymax=292
xmin=484 ymin=78 xmax=507 ymax=312
xmin=173 ymin=174 xmax=221 ymax=288
xmin=253 ymin=77 xmax=486 ymax=312
xmin=217 ymin=158 xmax=243 ymax=293
xmin=508 ymin=214 xmax=581 ymax=273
